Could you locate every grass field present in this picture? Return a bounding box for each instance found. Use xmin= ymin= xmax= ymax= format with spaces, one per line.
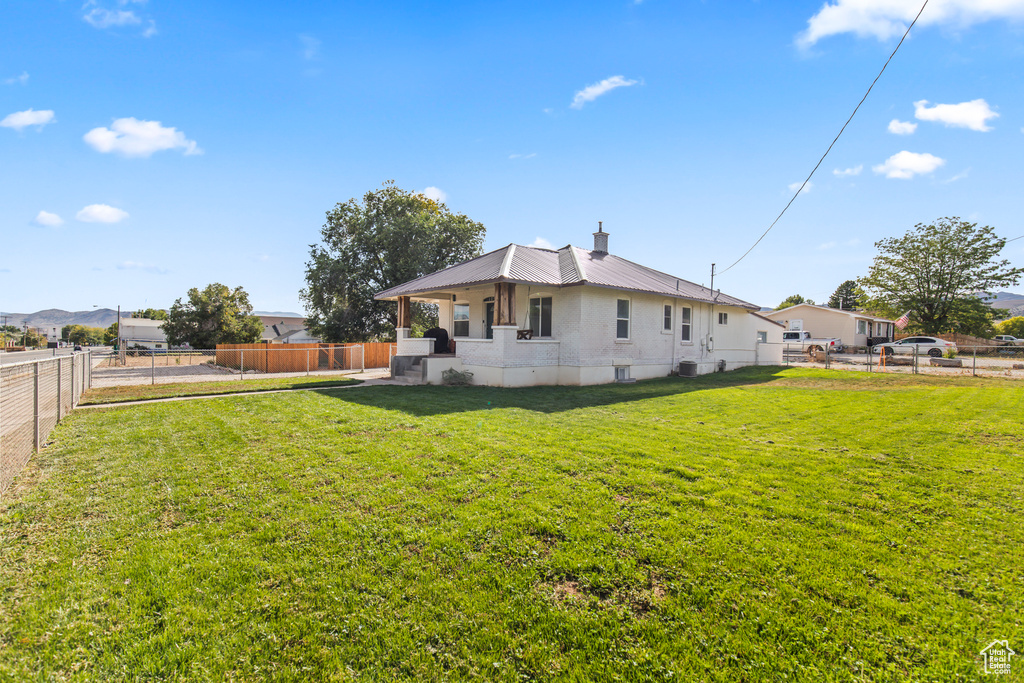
xmin=1 ymin=367 xmax=1022 ymax=681
xmin=79 ymin=375 xmax=363 ymax=405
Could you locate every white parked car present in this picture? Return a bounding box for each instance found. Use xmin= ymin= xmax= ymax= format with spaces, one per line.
xmin=874 ymin=336 xmax=956 ymax=358
xmin=994 ymin=335 xmax=1024 ymax=347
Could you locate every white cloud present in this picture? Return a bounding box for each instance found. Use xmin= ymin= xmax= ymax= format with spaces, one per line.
xmin=509 ymin=153 xmax=537 ymax=160
xmin=3 ymin=71 xmax=29 ymax=86
xmin=798 ymin=0 xmax=1024 ymax=47
xmin=117 ymin=261 xmax=168 ymax=274
xmin=0 ymin=109 xmax=56 ymax=131
xmin=33 ymin=211 xmax=64 ymax=227
xmin=529 ymin=237 xmax=555 ymax=250
xmin=421 ymin=186 xmax=447 ymax=203
xmin=84 ymin=117 xmax=202 ymax=157
xmin=888 ymin=119 xmax=917 ymax=135
xmin=300 ymin=35 xmax=321 ymax=60
xmin=142 ymin=20 xmax=157 ymax=38
xmin=76 ymin=204 xmax=130 ymax=223
xmin=914 ymin=99 xmax=998 ymax=131
xmin=83 ymin=8 xmax=141 ymax=28
xmin=571 ymin=75 xmax=638 ymax=110
xmin=788 ymin=180 xmax=813 ymax=195
xmin=818 ymin=241 xmax=838 ymax=250
xmin=833 ymin=165 xmax=863 ymax=176
xmin=872 ymin=150 xmax=945 ymax=179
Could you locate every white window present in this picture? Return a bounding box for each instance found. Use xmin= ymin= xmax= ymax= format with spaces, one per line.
xmin=680 ymin=306 xmax=692 ymax=342
xmin=528 ymin=296 xmax=552 ymax=337
xmin=757 ymin=331 xmax=767 ymax=344
xmin=663 ymin=304 xmax=672 ymax=332
xmin=718 ymin=311 xmax=728 ymax=325
xmin=615 ymin=366 xmax=629 ymax=381
xmin=453 ymin=303 xmax=470 ymax=337
xmin=616 ymin=299 xmax=630 ymax=339
xmin=857 ymin=320 xmax=867 ymax=335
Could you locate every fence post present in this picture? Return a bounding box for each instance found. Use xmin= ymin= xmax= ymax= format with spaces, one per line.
xmin=151 ymin=351 xmax=156 ymax=385
xmin=33 ymin=363 xmax=40 ymax=454
xmin=240 ymin=349 xmax=244 ymax=380
xmin=306 ymin=349 xmax=310 ymax=376
xmin=361 ymin=344 xmax=365 ymax=372
xmin=57 ymin=358 xmax=63 ymax=421
xmin=914 ymin=345 xmax=919 ymax=374
xmin=973 ymin=347 xmax=977 ymax=377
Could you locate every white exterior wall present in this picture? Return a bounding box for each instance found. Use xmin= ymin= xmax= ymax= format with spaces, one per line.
xmin=399 ymin=283 xmax=779 ymax=386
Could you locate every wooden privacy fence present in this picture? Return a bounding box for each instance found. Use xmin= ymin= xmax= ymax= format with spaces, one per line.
xmin=215 ymin=343 xmax=397 ymax=373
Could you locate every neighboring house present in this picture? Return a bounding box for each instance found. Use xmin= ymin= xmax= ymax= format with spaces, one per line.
xmin=760 ymin=303 xmax=896 ymax=348
xmin=258 ymin=315 xmax=322 ymax=344
xmin=375 ymin=227 xmax=783 ymax=386
xmin=119 ymin=318 xmax=168 ymax=349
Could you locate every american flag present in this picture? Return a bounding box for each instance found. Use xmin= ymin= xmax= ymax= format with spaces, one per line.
xmin=895 ymin=311 xmax=911 ymax=330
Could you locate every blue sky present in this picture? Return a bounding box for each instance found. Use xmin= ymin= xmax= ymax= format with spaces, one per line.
xmin=3 ymin=0 xmax=1024 ymax=315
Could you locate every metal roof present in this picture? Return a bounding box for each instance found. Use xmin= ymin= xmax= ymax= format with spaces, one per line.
xmin=374 ymin=243 xmax=758 ymax=309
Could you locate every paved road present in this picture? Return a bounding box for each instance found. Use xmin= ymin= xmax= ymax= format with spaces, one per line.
xmin=0 ymin=347 xmax=108 ymax=366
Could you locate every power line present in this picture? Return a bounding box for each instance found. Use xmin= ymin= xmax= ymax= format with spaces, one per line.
xmin=717 ymin=0 xmax=930 ymax=276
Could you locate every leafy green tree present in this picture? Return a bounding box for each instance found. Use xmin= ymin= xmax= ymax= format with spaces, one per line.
xmin=776 ymin=294 xmax=813 ymax=310
xmin=996 ymin=317 xmax=1024 ymax=338
xmin=103 ymin=322 xmax=119 ymax=345
xmin=22 ymin=328 xmax=47 ymax=348
xmin=0 ymin=325 xmax=17 ymax=346
xmin=301 ymin=181 xmax=486 ymax=342
xmin=163 ymin=283 xmax=264 ymax=348
xmin=62 ymin=324 xmax=108 ymax=345
xmin=132 ymin=308 xmax=168 ymax=320
xmin=827 ymin=280 xmax=860 ymax=310
xmin=859 ymin=217 xmax=1024 ymax=335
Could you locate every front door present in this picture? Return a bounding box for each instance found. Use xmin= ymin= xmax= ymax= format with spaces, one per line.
xmin=485 ymin=301 xmax=494 ymax=339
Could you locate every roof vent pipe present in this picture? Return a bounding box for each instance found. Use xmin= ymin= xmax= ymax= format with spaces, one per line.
xmin=593 ymin=221 xmax=609 ymax=254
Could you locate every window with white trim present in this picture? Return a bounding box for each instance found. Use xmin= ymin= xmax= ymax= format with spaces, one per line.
xmin=663 ymin=304 xmax=672 ymax=332
xmin=757 ymin=331 xmax=767 ymax=344
xmin=528 ymin=296 xmax=552 ymax=337
xmin=857 ymin=320 xmax=867 ymax=335
xmin=616 ymin=299 xmax=630 ymax=339
xmin=718 ymin=311 xmax=728 ymax=325
xmin=680 ymin=306 xmax=692 ymax=342
xmin=453 ymin=303 xmax=470 ymax=337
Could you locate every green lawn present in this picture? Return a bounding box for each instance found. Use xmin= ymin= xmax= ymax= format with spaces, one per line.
xmin=2 ymin=367 xmax=1022 ymax=681
xmin=79 ymin=375 xmax=363 ymax=405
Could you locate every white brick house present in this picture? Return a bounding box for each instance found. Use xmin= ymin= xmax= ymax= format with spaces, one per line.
xmin=376 ymin=227 xmax=783 ymax=386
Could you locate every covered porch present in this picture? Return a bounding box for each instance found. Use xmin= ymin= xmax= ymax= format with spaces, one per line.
xmin=389 ymin=282 xmax=563 ymax=384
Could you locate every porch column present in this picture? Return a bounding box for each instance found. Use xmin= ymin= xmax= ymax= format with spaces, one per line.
xmin=494 ymin=283 xmax=516 ymax=326
xmin=396 ymin=296 xmax=412 ymax=329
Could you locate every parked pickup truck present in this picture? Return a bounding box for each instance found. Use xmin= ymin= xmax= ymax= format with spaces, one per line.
xmin=781 ymin=330 xmax=844 ymax=354
xmin=993 ymin=335 xmax=1024 ymax=346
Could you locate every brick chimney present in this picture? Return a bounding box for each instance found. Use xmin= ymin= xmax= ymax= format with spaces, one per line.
xmin=593 ymin=221 xmax=608 ymax=253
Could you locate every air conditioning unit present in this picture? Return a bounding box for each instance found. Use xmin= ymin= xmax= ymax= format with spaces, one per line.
xmin=678 ymin=361 xmax=698 ymax=377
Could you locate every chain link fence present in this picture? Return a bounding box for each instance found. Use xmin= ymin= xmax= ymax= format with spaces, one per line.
xmin=1 ymin=352 xmax=92 ymax=495
xmin=91 ymin=343 xmax=396 ymax=388
xmin=773 ymin=343 xmax=1024 ymax=378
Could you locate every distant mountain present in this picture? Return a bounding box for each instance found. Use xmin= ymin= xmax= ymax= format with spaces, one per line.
xmin=983 ymin=292 xmax=1024 ymax=318
xmin=1 ymin=308 xmax=122 ymax=331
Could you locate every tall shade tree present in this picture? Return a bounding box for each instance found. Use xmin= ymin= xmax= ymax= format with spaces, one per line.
xmin=827 ymin=280 xmax=860 ymax=310
xmin=859 ymin=217 xmax=1024 ymax=334
xmin=163 ymin=283 xmax=264 ymax=348
xmin=776 ymin=294 xmax=812 ymax=310
xmin=301 ymin=181 xmax=486 ymax=342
